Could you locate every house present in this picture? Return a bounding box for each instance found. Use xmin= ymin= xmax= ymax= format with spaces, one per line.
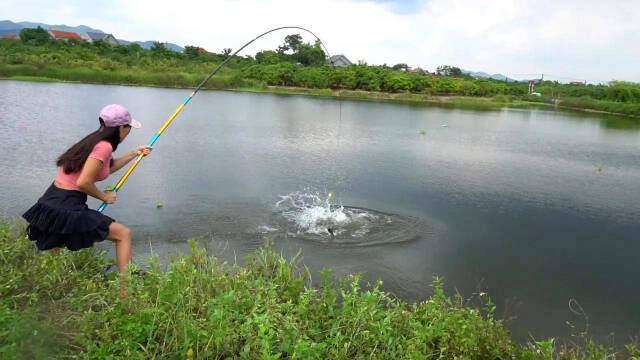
xmin=2 ymin=34 xmax=17 ymax=39
xmin=48 ymin=29 xmax=82 ymax=41
xmin=198 ymin=47 xmax=217 ymax=56
xmin=81 ymin=32 xmax=118 ymax=45
xmin=410 ymin=67 xmax=427 ymax=75
xmin=327 ymin=54 xmax=352 ymax=67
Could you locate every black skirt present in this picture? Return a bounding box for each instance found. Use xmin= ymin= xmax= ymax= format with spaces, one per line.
xmin=22 ymin=183 xmax=115 ymax=251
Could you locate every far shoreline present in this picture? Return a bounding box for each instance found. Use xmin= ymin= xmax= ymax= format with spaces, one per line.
xmin=2 ymin=76 xmax=638 ymax=120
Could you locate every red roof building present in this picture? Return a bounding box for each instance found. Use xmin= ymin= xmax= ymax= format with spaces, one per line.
xmin=48 ymin=29 xmax=82 ymax=40
xmin=410 ymin=67 xmax=427 ymax=75
xmin=2 ymin=34 xmax=17 ymax=39
xmin=198 ymin=47 xmax=216 ymax=56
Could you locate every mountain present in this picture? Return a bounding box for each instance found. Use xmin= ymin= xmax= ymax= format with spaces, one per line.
xmin=461 ymin=69 xmax=518 ymax=82
xmin=17 ymin=21 xmax=103 ymax=33
xmin=0 ymin=20 xmax=21 ymax=30
xmin=0 ymin=20 xmax=104 ymax=34
xmin=1 ymin=20 xmax=184 ymax=52
xmin=0 ymin=20 xmax=23 ymax=36
xmin=117 ymin=39 xmax=184 ymax=52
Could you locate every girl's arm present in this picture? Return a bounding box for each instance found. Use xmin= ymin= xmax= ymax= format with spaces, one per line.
xmin=110 ymin=149 xmax=137 ymax=173
xmin=110 ymin=146 xmax=152 ymax=173
xmin=77 ymin=158 xmax=111 ymax=202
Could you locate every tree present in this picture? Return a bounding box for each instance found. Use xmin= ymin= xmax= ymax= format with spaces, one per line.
xmin=255 ymin=50 xmax=281 ymax=64
xmin=459 ymin=81 xmax=478 ymax=96
xmin=19 ymin=26 xmax=51 ymax=46
xmin=392 ymin=63 xmax=409 ymax=71
xmin=294 ymin=41 xmax=326 ymax=66
xmin=286 ymin=34 xmax=302 ymax=52
xmin=436 ymin=65 xmax=462 ymax=77
xmin=150 ymin=41 xmax=170 ymax=57
xmin=277 ymin=34 xmax=302 ymax=54
xmin=67 ymin=38 xmax=82 ymax=47
xmin=221 ymin=48 xmax=232 ymax=57
xmin=184 ymin=45 xmax=201 ymax=58
xmin=92 ymin=39 xmax=109 ymax=54
xmin=127 ymin=43 xmax=143 ymax=53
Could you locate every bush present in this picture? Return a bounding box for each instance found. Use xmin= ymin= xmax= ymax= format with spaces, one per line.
xmin=19 ymin=26 xmax=51 ymax=46
xmin=1 ymin=220 xmax=634 ymax=358
xmin=522 ymin=94 xmax=546 ymax=103
xmin=0 ymin=222 xmax=500 ymax=358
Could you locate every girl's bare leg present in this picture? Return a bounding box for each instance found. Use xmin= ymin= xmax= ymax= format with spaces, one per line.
xmin=106 ymin=222 xmax=132 ymax=297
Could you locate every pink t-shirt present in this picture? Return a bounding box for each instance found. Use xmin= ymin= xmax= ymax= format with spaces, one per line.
xmin=55 ymin=141 xmax=113 ymax=191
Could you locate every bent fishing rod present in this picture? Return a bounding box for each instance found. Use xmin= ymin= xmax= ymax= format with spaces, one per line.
xmin=98 ymin=26 xmax=333 ymax=212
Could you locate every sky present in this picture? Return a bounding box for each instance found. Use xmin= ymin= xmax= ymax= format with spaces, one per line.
xmin=2 ymin=0 xmax=639 ymax=83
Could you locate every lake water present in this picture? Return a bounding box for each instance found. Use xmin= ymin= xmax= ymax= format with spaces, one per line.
xmin=1 ymin=80 xmax=639 ymax=342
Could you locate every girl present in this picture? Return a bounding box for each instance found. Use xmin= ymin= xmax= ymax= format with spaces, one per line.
xmin=23 ymin=104 xmax=152 ymax=294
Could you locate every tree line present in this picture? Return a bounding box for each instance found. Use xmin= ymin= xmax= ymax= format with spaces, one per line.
xmin=4 ymin=28 xmax=640 ymax=105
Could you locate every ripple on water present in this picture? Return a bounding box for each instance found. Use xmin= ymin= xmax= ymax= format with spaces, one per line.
xmin=272 ymin=192 xmax=433 ymax=247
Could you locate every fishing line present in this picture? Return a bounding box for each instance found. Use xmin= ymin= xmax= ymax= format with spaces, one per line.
xmin=98 ymin=26 xmax=335 ymax=212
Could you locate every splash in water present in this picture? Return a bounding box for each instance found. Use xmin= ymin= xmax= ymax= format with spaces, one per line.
xmin=275 ymin=191 xmax=352 ymax=235
xmin=273 ymin=191 xmax=432 ymax=246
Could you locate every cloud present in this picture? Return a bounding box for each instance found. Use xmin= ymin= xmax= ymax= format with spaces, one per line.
xmin=357 ymin=0 xmax=427 ymax=14
xmin=1 ymin=0 xmax=638 ymax=82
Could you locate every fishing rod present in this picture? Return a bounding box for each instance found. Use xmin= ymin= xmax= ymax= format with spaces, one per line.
xmin=98 ymin=26 xmax=334 ymax=212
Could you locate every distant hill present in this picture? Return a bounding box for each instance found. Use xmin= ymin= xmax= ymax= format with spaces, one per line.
xmin=0 ymin=20 xmax=21 ymax=31
xmin=461 ymin=69 xmax=518 ymax=82
xmin=117 ymin=39 xmax=184 ymax=52
xmin=17 ymin=21 xmax=102 ymax=34
xmin=0 ymin=20 xmax=103 ymax=35
xmin=0 ymin=20 xmax=24 ymax=36
xmin=1 ymin=19 xmax=184 ymax=52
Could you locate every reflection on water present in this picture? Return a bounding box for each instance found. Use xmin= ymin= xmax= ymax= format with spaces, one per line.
xmin=600 ymin=116 xmax=640 ymax=130
xmin=1 ymin=80 xmax=639 ymax=343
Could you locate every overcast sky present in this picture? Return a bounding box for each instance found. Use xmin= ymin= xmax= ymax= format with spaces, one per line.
xmin=3 ymin=0 xmax=639 ymax=83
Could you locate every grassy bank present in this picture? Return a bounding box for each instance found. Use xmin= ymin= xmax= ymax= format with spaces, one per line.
xmin=2 ymin=37 xmax=640 ymax=118
xmin=239 ymin=86 xmax=556 ymax=111
xmin=1 ymin=221 xmax=638 ymax=359
xmin=2 ymin=62 xmax=639 ymax=119
xmin=0 ymin=64 xmax=239 ymax=90
xmin=558 ymin=97 xmax=640 ymax=118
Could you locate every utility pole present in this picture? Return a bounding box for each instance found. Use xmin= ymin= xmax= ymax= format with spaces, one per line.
xmin=541 ymin=73 xmax=544 ymax=82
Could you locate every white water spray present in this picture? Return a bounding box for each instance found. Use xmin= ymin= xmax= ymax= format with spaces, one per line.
xmin=272 ymin=191 xmax=430 ymax=246
xmin=276 ymin=191 xmax=375 ymax=236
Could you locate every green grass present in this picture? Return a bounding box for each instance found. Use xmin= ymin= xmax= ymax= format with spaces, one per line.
xmin=6 ymin=75 xmax=62 ymax=82
xmin=1 ymin=62 xmax=639 ymax=119
xmin=1 ymin=220 xmax=638 ymax=359
xmin=560 ymin=97 xmax=640 ymax=117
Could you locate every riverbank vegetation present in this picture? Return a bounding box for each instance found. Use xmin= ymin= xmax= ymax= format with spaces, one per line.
xmin=1 ymin=221 xmax=638 ymax=359
xmin=1 ymin=31 xmax=640 ymax=118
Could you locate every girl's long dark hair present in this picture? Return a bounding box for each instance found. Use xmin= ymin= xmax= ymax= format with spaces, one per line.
xmin=56 ymin=119 xmax=122 ymax=174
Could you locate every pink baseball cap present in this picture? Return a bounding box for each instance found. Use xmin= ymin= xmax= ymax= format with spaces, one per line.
xmin=99 ymin=104 xmax=141 ymax=128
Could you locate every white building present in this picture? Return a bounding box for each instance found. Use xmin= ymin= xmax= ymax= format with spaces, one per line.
xmin=327 ymin=54 xmax=353 ymax=67
xmin=81 ymin=32 xmax=118 ymax=45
